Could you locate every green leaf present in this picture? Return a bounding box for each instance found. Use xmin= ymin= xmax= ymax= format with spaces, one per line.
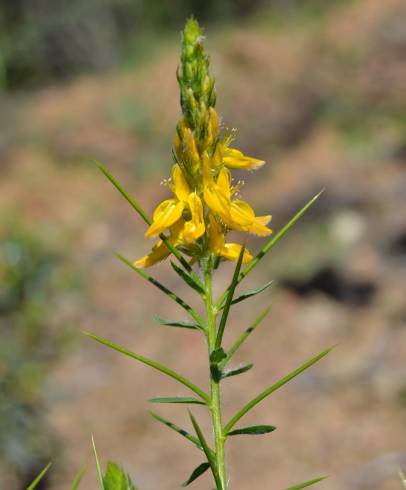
xmin=284 ymin=476 xmax=326 ymax=489
xmin=91 ymin=435 xmax=105 ymax=490
xmin=220 ymin=281 xmax=273 ymax=309
xmin=26 ymin=463 xmax=52 ymax=490
xmin=104 ymin=461 xmax=137 ymax=490
xmin=154 ymin=316 xmax=202 ymax=331
xmin=216 ymin=191 xmax=323 ymax=307
xmin=116 ymin=253 xmax=204 ymax=327
xmin=170 ymin=261 xmax=205 ymax=295
xmin=149 ymin=411 xmax=203 ymax=451
xmin=96 ymin=162 xmax=151 ymax=225
xmin=215 ymin=245 xmax=245 ymax=349
xmin=149 ymin=396 xmax=206 ymax=405
xmin=225 ymin=345 xmax=334 ymax=433
xmin=221 ymin=305 xmax=271 ymax=368
xmin=221 ymin=363 xmax=253 ymax=379
xmin=188 ymin=411 xmax=222 ymax=490
xmin=85 ymin=332 xmax=210 ymax=403
xmin=181 ymin=462 xmax=210 ymax=487
xmin=227 ymin=425 xmax=276 ymax=436
xmin=70 ymin=466 xmax=87 ymax=490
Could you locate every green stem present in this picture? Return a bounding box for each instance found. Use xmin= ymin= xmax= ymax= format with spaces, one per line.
xmin=204 ymin=260 xmax=227 ymax=490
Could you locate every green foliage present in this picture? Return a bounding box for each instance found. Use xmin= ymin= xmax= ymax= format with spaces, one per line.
xmin=227 ymin=425 xmax=276 ymax=436
xmin=104 ymin=462 xmax=137 ymax=490
xmin=284 ymin=476 xmax=326 ymax=489
xmin=26 ymin=462 xmax=51 ymax=490
xmin=181 ymin=462 xmax=210 ymax=487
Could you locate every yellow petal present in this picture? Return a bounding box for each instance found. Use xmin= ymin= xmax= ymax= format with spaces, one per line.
xmin=229 ymin=199 xmax=256 ymax=228
xmin=248 ymin=218 xmax=273 ymax=236
xmin=133 ymin=240 xmax=171 ymax=268
xmin=223 ymin=147 xmax=265 ymax=170
xmin=221 ymin=243 xmax=253 ymax=263
xmin=228 ymin=200 xmax=272 ymax=236
xmin=171 ymin=164 xmax=190 ymax=201
xmin=146 ymin=198 xmax=184 ymax=238
xmin=203 ymin=153 xmax=232 ymax=221
xmin=209 ymin=214 xmax=225 ymax=253
xmin=216 ymin=168 xmax=231 ymax=200
xmin=183 ymin=192 xmax=205 ymax=243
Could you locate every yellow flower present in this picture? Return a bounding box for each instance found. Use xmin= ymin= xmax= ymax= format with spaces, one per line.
xmin=202 ymin=152 xmax=272 ymax=237
xmin=222 ymin=147 xmax=265 ymax=170
xmin=145 ymin=164 xmax=205 ymax=243
xmin=134 ymin=220 xmax=185 ymax=268
xmin=209 ymin=215 xmax=252 ymax=264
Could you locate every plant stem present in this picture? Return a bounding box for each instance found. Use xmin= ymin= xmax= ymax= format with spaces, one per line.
xmin=204 ymin=261 xmax=227 ymax=490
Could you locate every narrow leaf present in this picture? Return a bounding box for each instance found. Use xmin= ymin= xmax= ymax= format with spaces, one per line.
xmin=215 ymin=245 xmax=245 ymax=349
xmin=104 ymin=461 xmax=137 ymax=490
xmin=96 ymin=162 xmax=150 ymax=224
xmin=225 ymin=346 xmax=334 ymax=432
xmin=116 ymin=253 xmax=204 ymax=327
xmin=91 ymin=435 xmax=104 ymax=490
xmin=181 ymin=462 xmax=210 ymax=487
xmin=188 ymin=411 xmax=221 ymax=489
xmin=149 ymin=396 xmax=206 ymax=405
xmin=227 ymin=424 xmax=276 ymax=436
xmin=85 ymin=332 xmax=210 ymax=403
xmin=220 ymin=281 xmax=273 ymax=309
xmin=149 ymin=411 xmax=203 ymax=451
xmin=221 ymin=363 xmax=253 ymax=379
xmin=70 ymin=466 xmax=87 ymax=490
xmin=26 ymin=463 xmax=52 ymax=490
xmin=171 ymin=261 xmax=205 ymax=295
xmin=154 ymin=316 xmax=202 ymax=331
xmin=284 ymin=476 xmax=326 ymax=489
xmin=221 ymin=305 xmax=271 ymax=368
xmin=216 ymin=191 xmax=323 ymax=307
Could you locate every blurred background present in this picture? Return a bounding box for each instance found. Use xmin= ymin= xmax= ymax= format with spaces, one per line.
xmin=0 ymin=0 xmax=405 ymax=489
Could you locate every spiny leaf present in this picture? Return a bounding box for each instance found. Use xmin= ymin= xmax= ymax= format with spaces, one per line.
xmin=149 ymin=396 xmax=206 ymax=405
xmin=221 ymin=363 xmax=253 ymax=379
xmin=154 ymin=316 xmax=202 ymax=331
xmin=70 ymin=466 xmax=86 ymax=490
xmin=215 ymin=245 xmax=245 ymax=349
xmin=85 ymin=332 xmax=210 ymax=403
xmin=26 ymin=463 xmax=52 ymax=490
xmin=171 ymin=261 xmax=205 ymax=295
xmin=216 ymin=191 xmax=323 ymax=306
xmin=91 ymin=435 xmax=104 ymax=490
xmin=220 ymin=281 xmax=273 ymax=309
xmin=116 ymin=253 xmax=204 ymax=326
xmin=149 ymin=411 xmax=203 ymax=451
xmin=104 ymin=461 xmax=137 ymax=490
xmin=284 ymin=476 xmax=327 ymax=489
xmin=227 ymin=424 xmax=276 ymax=436
xmin=221 ymin=305 xmax=271 ymax=368
xmin=181 ymin=462 xmax=210 ymax=487
xmin=188 ymin=411 xmax=221 ymax=489
xmin=225 ymin=345 xmax=334 ymax=432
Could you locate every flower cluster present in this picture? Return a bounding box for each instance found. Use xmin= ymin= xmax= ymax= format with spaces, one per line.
xmin=135 ymin=19 xmax=272 ymax=268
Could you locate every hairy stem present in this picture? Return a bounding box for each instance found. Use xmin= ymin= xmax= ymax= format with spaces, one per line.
xmin=204 ymin=261 xmax=227 ymax=490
